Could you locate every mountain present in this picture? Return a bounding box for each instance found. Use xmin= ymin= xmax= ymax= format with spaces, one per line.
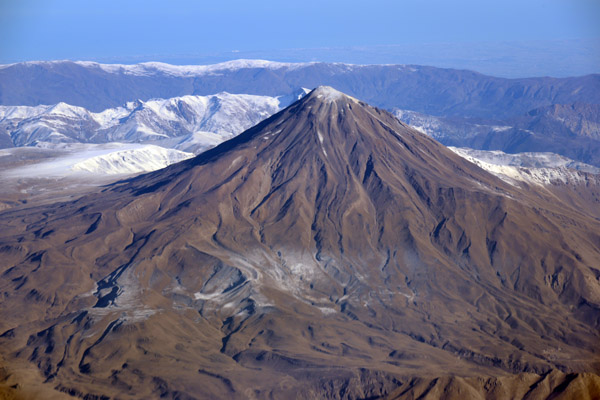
xmin=0 ymin=92 xmax=297 ymax=153
xmin=448 ymin=147 xmax=600 ymax=174
xmin=1 ymin=60 xmax=599 ymax=119
xmin=1 ymin=143 xmax=193 ymax=176
xmin=0 ymin=87 xmax=599 ymax=399
xmin=0 ymin=91 xmax=303 ymax=209
xmin=0 ymin=144 xmax=194 ymax=212
xmin=395 ymin=104 xmax=600 ymax=167
xmin=448 ymin=148 xmax=600 ymax=221
xmin=517 ymin=103 xmax=600 ymax=140
xmin=68 ymin=144 xmax=193 ymax=175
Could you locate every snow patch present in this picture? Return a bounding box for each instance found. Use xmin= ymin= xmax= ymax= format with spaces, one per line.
xmin=2 ymin=143 xmax=192 ymax=178
xmin=312 ymin=86 xmax=349 ymax=102
xmin=71 ymin=145 xmax=193 ymax=174
xmin=194 ymin=291 xmax=223 ymax=301
xmin=317 ymin=307 xmax=337 ymax=315
xmin=450 ymin=147 xmax=599 ymax=186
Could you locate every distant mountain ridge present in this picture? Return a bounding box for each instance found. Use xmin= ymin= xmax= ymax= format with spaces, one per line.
xmin=395 ymin=103 xmax=600 ymax=166
xmin=1 ymin=59 xmax=598 ymax=119
xmin=450 ymin=147 xmax=600 ymax=186
xmin=517 ymin=102 xmax=600 ymax=140
xmin=0 ymin=92 xmax=300 ymax=153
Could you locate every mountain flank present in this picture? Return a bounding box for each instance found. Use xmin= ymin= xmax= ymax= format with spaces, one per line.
xmin=0 ymin=87 xmax=598 ymax=399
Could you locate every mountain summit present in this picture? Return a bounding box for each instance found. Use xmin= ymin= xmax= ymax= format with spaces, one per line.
xmin=1 ymin=87 xmax=599 ymax=399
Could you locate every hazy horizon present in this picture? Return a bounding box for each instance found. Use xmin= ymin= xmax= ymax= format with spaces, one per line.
xmin=1 ymin=0 xmax=599 ymax=78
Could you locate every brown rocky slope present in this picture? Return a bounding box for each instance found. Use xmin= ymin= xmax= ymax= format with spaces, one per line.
xmin=0 ymin=87 xmax=599 ymax=399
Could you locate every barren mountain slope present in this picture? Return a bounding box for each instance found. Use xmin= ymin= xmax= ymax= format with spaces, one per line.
xmin=0 ymin=87 xmax=599 ymax=399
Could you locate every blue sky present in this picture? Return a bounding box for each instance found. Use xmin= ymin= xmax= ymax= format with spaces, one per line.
xmin=1 ymin=0 xmax=598 ymax=77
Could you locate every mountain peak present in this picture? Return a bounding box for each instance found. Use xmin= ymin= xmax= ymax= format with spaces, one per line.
xmin=180 ymin=84 xmax=496 ymax=198
xmin=308 ymin=86 xmax=357 ymax=103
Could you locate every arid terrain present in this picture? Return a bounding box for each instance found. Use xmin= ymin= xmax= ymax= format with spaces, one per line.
xmin=1 ymin=87 xmax=599 ymax=399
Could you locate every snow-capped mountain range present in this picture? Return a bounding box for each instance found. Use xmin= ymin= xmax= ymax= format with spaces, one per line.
xmin=2 ymin=58 xmax=599 ymax=173
xmin=0 ymin=91 xmax=306 ymax=152
xmin=449 ymin=147 xmax=600 ymax=172
xmin=0 ymin=91 xmax=309 ymax=176
xmin=0 ymin=59 xmax=314 ymax=77
xmin=0 ymin=59 xmax=598 ymax=188
xmin=449 ymin=147 xmax=600 ymax=187
xmin=1 ymin=88 xmax=598 ymax=184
